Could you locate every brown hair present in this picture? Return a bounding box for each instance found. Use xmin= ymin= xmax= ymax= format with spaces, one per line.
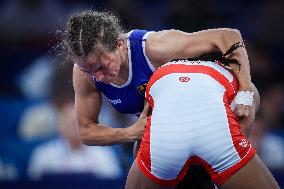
xmin=65 ymin=10 xmax=125 ymax=59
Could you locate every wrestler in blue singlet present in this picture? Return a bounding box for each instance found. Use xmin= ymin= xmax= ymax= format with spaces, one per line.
xmin=92 ymin=29 xmax=155 ymax=115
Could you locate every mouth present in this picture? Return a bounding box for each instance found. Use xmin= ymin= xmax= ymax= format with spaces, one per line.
xmin=101 ymin=76 xmax=116 ymax=84
xmin=98 ymin=70 xmax=119 ymax=83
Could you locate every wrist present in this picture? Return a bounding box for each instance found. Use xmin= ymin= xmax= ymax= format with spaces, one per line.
xmin=238 ymin=80 xmax=252 ymax=91
xmin=239 ymin=84 xmax=252 ymax=91
xmin=231 ymin=91 xmax=254 ymax=111
xmin=125 ymin=125 xmax=137 ymax=142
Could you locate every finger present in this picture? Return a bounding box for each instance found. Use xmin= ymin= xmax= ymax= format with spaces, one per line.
xmin=141 ymin=103 xmax=149 ymax=114
xmin=143 ymin=103 xmax=153 ymax=116
xmin=235 ymin=105 xmax=251 ymax=119
xmin=144 ymin=103 xmax=150 ymax=110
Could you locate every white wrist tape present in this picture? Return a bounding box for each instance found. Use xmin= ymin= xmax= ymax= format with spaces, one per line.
xmin=231 ymin=91 xmax=254 ymax=111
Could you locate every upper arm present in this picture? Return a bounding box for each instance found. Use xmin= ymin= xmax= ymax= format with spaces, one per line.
xmin=73 ymin=65 xmax=102 ymax=130
xmin=145 ymin=28 xmax=241 ymax=67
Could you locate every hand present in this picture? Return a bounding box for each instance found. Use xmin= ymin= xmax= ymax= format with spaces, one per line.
xmin=234 ymin=104 xmax=252 ymax=119
xmin=231 ymin=89 xmax=257 ymax=137
xmin=232 ymin=84 xmax=259 ymax=137
xmin=232 ymin=104 xmax=253 ymax=138
xmin=127 ymin=103 xmax=151 ymax=141
xmin=138 ymin=103 xmax=151 ymax=126
xmin=231 ymin=90 xmax=254 ymax=119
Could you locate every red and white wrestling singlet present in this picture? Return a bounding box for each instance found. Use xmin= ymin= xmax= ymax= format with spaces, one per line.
xmin=136 ymin=60 xmax=256 ymax=186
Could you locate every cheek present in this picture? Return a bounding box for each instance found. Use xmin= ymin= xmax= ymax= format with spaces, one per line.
xmin=110 ymin=59 xmax=121 ymax=72
xmin=114 ymin=61 xmax=121 ymax=71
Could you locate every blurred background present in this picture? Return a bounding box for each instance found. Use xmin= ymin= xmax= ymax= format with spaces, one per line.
xmin=0 ymin=0 xmax=284 ymax=188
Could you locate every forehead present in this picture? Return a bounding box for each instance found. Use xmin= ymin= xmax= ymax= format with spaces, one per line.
xmin=75 ymin=52 xmax=100 ymax=66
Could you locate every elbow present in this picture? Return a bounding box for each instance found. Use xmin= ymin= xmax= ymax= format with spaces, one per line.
xmin=217 ymin=28 xmax=241 ymax=36
xmin=221 ymin=28 xmax=242 ymax=42
xmin=80 ymin=135 xmax=95 ymax=146
xmin=76 ymin=122 xmax=99 ymax=146
xmin=212 ymin=28 xmax=243 ymax=52
xmin=228 ymin=29 xmax=242 ymax=40
xmin=77 ymin=127 xmax=93 ymax=146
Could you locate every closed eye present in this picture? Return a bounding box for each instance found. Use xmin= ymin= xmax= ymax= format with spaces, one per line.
xmin=92 ymin=64 xmax=105 ymax=73
xmin=76 ymin=59 xmax=105 ymax=75
xmin=81 ymin=64 xmax=105 ymax=75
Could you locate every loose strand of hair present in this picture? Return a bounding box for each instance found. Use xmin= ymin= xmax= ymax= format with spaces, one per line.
xmin=79 ymin=26 xmax=84 ymax=56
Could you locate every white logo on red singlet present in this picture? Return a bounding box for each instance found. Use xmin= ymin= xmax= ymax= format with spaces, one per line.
xmin=239 ymin=139 xmax=249 ymax=147
xmin=179 ymin=76 xmax=190 ymax=82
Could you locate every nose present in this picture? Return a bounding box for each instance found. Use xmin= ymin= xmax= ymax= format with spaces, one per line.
xmin=95 ymin=71 xmax=104 ymax=81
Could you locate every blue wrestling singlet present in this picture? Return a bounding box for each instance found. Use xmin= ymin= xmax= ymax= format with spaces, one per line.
xmin=92 ymin=29 xmax=155 ymax=115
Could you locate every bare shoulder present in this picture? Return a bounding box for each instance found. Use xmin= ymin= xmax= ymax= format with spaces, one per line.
xmin=73 ymin=65 xmax=98 ymax=95
xmin=145 ymin=30 xmax=186 ymax=48
xmin=145 ymin=30 xmax=182 ymax=67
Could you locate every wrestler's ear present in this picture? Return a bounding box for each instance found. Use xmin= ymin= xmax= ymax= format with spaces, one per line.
xmin=117 ymin=38 xmax=124 ymax=48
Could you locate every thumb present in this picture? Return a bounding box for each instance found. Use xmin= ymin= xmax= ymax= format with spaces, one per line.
xmin=141 ymin=103 xmax=151 ymax=116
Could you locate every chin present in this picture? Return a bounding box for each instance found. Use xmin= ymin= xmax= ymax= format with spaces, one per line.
xmin=101 ymin=80 xmax=112 ymax=84
xmin=101 ymin=78 xmax=115 ymax=84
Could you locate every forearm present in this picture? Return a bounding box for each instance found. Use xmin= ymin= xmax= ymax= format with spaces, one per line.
xmin=78 ymin=122 xmax=136 ymax=146
xmin=228 ymin=43 xmax=251 ymax=90
xmin=214 ymin=29 xmax=252 ymax=90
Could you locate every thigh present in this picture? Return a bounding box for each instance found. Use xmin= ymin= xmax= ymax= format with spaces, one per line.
xmin=221 ymin=154 xmax=280 ymax=189
xmin=125 ymin=160 xmax=175 ymax=189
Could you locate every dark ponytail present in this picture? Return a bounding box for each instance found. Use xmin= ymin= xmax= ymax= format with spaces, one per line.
xmin=185 ymin=41 xmax=245 ymax=69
